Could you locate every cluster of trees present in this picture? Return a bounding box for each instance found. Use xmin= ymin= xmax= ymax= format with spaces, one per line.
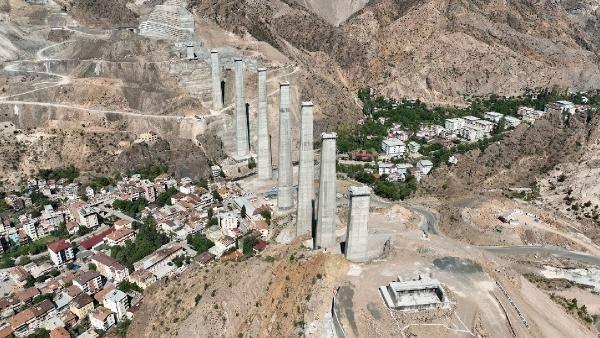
xmin=38 ymin=166 xmax=80 ymax=182
xmin=0 ymin=199 xmax=9 ymax=212
xmin=258 ymin=208 xmax=272 ymax=225
xmin=117 ymin=280 xmax=142 ymax=293
xmin=337 ymin=162 xmax=418 ymax=201
xmin=374 ymin=177 xmax=418 ymax=201
xmin=111 ymin=217 xmax=169 ymax=268
xmin=186 ymin=233 xmax=214 ymax=253
xmin=155 ymin=187 xmax=178 ymax=207
xmin=112 ymin=198 xmax=148 ymax=217
xmin=88 ymin=176 xmax=114 ymax=190
xmin=135 ymin=163 xmax=168 ymax=181
xmin=242 ymin=235 xmax=259 ymax=256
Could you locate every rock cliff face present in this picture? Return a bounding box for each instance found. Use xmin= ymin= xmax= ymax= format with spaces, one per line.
xmin=191 ymin=0 xmax=600 ymax=105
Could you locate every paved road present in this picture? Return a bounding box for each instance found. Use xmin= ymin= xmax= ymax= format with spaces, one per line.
xmin=407 ymin=205 xmax=438 ymax=235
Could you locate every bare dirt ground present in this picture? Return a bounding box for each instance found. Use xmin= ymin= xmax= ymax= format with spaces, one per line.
xmin=129 ymin=242 xmax=349 ymax=337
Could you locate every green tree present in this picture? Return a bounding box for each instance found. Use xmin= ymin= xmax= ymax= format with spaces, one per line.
xmin=0 ymin=199 xmax=9 ymax=212
xmin=88 ymin=263 xmax=96 ymax=270
xmin=240 ymin=205 xmax=246 ymax=218
xmin=242 ymin=236 xmax=258 ymax=256
xmin=111 ymin=217 xmax=169 ymax=269
xmin=212 ymin=190 xmax=223 ymax=202
xmin=187 ymin=234 xmax=215 ymax=254
xmin=117 ymin=280 xmax=142 ymax=293
xmin=155 ymin=187 xmax=178 ymax=207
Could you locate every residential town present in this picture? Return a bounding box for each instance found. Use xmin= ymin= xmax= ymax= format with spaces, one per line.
xmin=336 ymin=97 xmax=589 ymax=198
xmin=0 ymin=168 xmax=272 ymax=337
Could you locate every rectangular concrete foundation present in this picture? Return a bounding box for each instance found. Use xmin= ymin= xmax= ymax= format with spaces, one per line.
xmin=345 ymin=186 xmax=370 ymax=262
xmin=234 ymin=58 xmax=249 ymax=158
xmin=316 ymin=132 xmax=337 ymax=248
xmin=257 ymin=68 xmax=272 ymax=180
xmin=210 ymin=50 xmax=223 ymax=111
xmin=296 ymin=101 xmax=314 ymax=236
xmin=277 ymin=81 xmax=293 ymax=209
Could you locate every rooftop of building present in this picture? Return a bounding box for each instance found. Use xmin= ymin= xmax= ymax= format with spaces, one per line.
xmin=15 ymin=287 xmax=40 ymax=302
xmin=48 ymin=239 xmax=71 ymax=253
xmin=382 ymin=138 xmax=404 ymax=146
xmin=90 ymin=252 xmax=127 ymax=271
xmin=91 ymin=306 xmax=112 ymax=321
xmin=71 ymin=293 xmax=93 ymax=308
xmin=73 ymin=270 xmax=102 ymax=285
xmin=106 ymin=228 xmax=135 ymax=242
xmin=104 ymin=289 xmax=127 ymax=302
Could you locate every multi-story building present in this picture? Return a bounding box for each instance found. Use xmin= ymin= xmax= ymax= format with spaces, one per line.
xmin=105 ymin=229 xmax=135 ymax=246
xmin=444 ymin=118 xmax=465 ymax=133
xmin=141 ymin=180 xmax=156 ymax=202
xmin=47 ymin=240 xmax=74 ymax=267
xmin=132 ymin=245 xmax=183 ymax=275
xmin=128 ymin=270 xmax=157 ymax=289
xmin=545 ymin=101 xmax=575 ymax=115
xmin=218 ymin=212 xmax=239 ymax=236
xmin=460 ymin=125 xmax=485 ymax=141
xmin=483 ymin=111 xmax=504 ymax=122
xmin=103 ymin=289 xmax=129 ymax=321
xmin=417 ymin=160 xmax=434 ymax=175
xmin=73 ymin=270 xmax=104 ymax=295
xmin=89 ymin=307 xmax=115 ymax=331
xmin=78 ymin=207 xmax=99 ymax=228
xmin=463 ymin=115 xmax=495 ymax=133
xmin=22 ymin=220 xmax=38 ymax=241
xmin=39 ymin=205 xmax=64 ymax=229
xmin=381 ymin=139 xmax=406 ymax=157
xmin=70 ymin=293 xmax=94 ymax=319
xmin=90 ymin=253 xmax=130 ymax=283
xmin=85 ymin=186 xmax=95 ymax=199
xmin=504 ymin=116 xmax=521 ymax=128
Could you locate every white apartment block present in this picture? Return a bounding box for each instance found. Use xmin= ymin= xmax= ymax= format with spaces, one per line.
xmin=444 ymin=118 xmax=465 ymax=132
xmin=381 ymin=139 xmax=406 ymax=157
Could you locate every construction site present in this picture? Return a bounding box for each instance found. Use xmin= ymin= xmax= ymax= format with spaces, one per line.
xmin=1 ymin=0 xmax=599 ymax=337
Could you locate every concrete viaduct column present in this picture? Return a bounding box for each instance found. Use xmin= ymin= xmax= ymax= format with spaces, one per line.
xmin=234 ymin=58 xmax=249 ymax=159
xmin=316 ymin=132 xmax=337 ymax=249
xmin=257 ymin=68 xmax=272 ymax=179
xmin=296 ymin=101 xmax=314 ymax=236
xmin=210 ymin=50 xmax=223 ymax=111
xmin=345 ymin=186 xmax=371 ymax=262
xmin=277 ymin=81 xmax=293 ymax=210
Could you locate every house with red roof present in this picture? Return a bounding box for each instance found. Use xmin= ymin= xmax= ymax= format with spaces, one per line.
xmin=47 ymin=240 xmax=74 ymax=267
xmin=80 ymin=228 xmax=114 ymax=250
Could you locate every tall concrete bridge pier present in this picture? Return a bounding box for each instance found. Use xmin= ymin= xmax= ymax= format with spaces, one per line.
xmin=257 ymin=68 xmax=272 ymax=180
xmin=234 ymin=58 xmax=249 ymax=159
xmin=210 ymin=50 xmax=223 ymax=111
xmin=277 ymin=81 xmax=293 ymax=210
xmin=296 ymin=101 xmax=314 ymax=236
xmin=316 ymin=132 xmax=337 ymax=248
xmin=345 ymin=186 xmax=371 ymax=262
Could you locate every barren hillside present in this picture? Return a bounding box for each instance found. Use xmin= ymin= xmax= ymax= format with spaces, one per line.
xmin=191 ymin=0 xmax=600 ymax=104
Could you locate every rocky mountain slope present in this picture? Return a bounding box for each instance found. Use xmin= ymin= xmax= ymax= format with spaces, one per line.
xmin=192 ymin=0 xmax=600 ymax=104
xmin=293 ymin=0 xmax=369 ymax=25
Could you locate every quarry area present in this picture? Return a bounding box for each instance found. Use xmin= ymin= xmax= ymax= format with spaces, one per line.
xmin=0 ymin=0 xmax=599 ymax=337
